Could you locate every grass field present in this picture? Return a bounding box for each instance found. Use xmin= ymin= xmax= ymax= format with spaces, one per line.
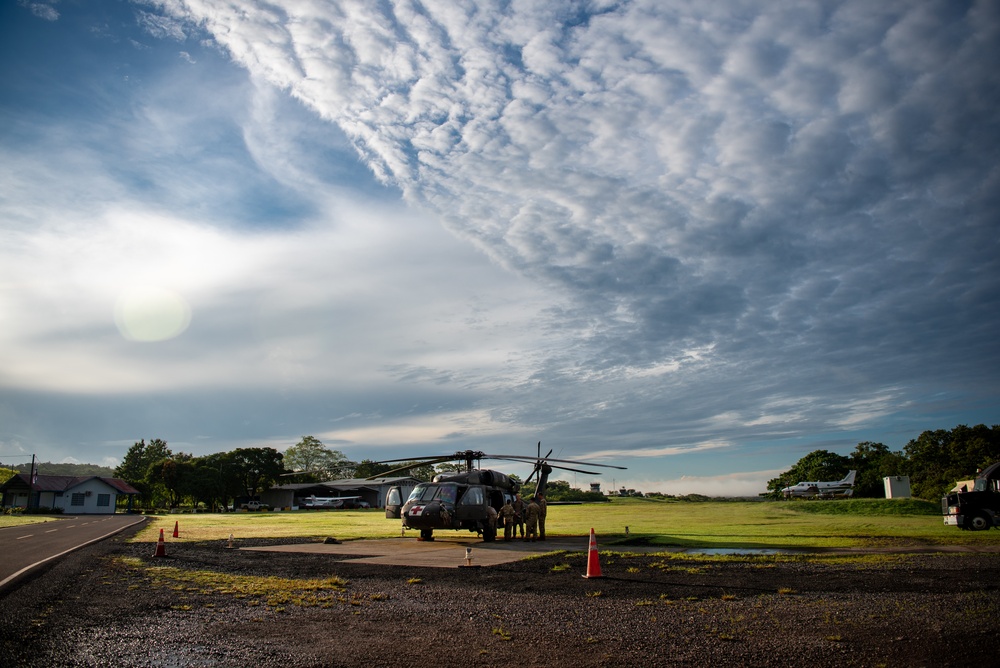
xmin=116 ymin=497 xmax=1000 ymax=550
xmin=0 ymin=516 xmax=55 ymax=528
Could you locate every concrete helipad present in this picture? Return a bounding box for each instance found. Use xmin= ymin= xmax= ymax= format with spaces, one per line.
xmin=241 ymin=536 xmax=594 ymax=568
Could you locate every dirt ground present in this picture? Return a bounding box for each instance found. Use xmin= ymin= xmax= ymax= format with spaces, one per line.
xmin=1 ymin=527 xmax=998 ymax=667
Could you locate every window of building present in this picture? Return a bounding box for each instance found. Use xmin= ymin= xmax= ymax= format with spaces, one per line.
xmin=97 ymin=494 xmax=111 ymax=507
xmin=71 ymin=493 xmax=85 ymax=506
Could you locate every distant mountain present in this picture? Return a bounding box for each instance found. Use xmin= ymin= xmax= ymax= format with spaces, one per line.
xmin=10 ymin=462 xmax=116 ymax=477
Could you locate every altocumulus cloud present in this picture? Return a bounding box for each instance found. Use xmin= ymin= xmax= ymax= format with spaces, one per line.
xmin=2 ymin=0 xmax=997 ymax=491
xmin=150 ymin=1 xmax=999 ymax=433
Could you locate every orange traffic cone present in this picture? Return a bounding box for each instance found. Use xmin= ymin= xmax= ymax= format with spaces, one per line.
xmin=172 ymin=521 xmax=179 ymax=538
xmin=583 ymin=527 xmax=603 ymax=579
xmin=153 ymin=528 xmax=167 ymax=558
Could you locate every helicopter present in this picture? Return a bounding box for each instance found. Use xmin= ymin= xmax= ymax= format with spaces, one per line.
xmin=375 ymin=443 xmax=626 ymax=542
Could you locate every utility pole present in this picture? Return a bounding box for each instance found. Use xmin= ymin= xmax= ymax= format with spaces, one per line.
xmin=27 ymin=453 xmax=36 ymax=510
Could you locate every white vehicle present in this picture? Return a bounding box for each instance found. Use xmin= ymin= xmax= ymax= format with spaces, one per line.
xmin=240 ymin=500 xmax=270 ymax=511
xmin=781 ymin=470 xmax=857 ymax=499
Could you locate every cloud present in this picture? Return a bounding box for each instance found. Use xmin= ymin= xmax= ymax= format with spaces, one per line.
xmin=2 ymin=1 xmax=997 ymax=480
xmin=20 ymin=1 xmax=58 ymax=21
xmin=136 ymin=9 xmax=187 ymax=41
xmin=620 ymin=470 xmax=785 ymax=497
xmin=147 ymin=1 xmax=997 ymax=376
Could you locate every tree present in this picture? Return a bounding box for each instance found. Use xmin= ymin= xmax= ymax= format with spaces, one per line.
xmin=191 ymin=452 xmax=244 ymax=511
xmin=283 ymin=436 xmax=352 ymax=481
xmin=115 ymin=439 xmax=172 ymax=482
xmin=147 ymin=458 xmax=195 ymax=508
xmin=546 ymin=480 xmax=572 ymax=494
xmin=905 ymin=424 xmax=1000 ymax=499
xmin=766 ymin=449 xmax=852 ymax=498
xmin=115 ymin=439 xmax=172 ymax=506
xmin=404 ymin=462 xmax=436 ymax=482
xmin=849 ymin=441 xmax=908 ymax=498
xmin=228 ymin=447 xmax=284 ymax=500
xmin=355 ymin=459 xmax=435 ymax=481
xmin=182 ymin=462 xmax=225 ymax=509
xmin=354 ymin=459 xmax=395 ymax=478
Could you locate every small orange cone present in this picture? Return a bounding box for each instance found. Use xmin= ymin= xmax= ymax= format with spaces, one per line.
xmin=153 ymin=528 xmax=167 ymax=558
xmin=172 ymin=521 xmax=179 ymax=538
xmin=583 ymin=527 xmax=603 ymax=579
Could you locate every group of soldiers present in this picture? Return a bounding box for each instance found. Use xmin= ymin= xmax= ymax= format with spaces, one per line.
xmin=498 ymin=492 xmax=547 ymax=541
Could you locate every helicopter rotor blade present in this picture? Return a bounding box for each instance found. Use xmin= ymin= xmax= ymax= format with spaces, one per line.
xmin=486 ymin=454 xmax=627 ymax=470
xmin=375 ymin=454 xmax=460 ymax=465
xmin=523 ymin=465 xmax=540 ymax=486
xmin=547 ymin=464 xmax=601 ymax=475
xmin=366 ymin=456 xmax=456 ymax=479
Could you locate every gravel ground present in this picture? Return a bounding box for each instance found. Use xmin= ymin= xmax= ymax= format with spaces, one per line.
xmin=1 ymin=527 xmax=998 ymax=668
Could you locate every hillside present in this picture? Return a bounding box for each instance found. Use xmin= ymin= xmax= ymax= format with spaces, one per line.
xmin=8 ymin=462 xmax=115 ymax=477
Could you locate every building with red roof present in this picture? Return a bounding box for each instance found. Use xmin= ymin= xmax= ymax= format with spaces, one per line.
xmin=1 ymin=474 xmax=140 ymax=514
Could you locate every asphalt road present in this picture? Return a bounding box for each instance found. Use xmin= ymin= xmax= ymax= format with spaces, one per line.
xmin=0 ymin=514 xmax=147 ymax=590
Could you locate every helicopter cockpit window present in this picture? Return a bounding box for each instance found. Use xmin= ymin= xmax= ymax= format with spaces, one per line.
xmin=435 ymin=484 xmax=458 ymax=505
xmin=408 ymin=483 xmax=458 ymax=504
xmin=407 ymin=485 xmax=433 ymax=503
xmin=459 ymin=486 xmax=484 ymax=506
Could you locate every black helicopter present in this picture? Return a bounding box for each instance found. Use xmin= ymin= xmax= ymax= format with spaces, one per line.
xmin=376 ymin=444 xmax=626 ymax=541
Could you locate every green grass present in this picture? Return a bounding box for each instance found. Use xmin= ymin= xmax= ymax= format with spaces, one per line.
xmin=0 ymin=516 xmax=59 ymax=528
xmin=114 ymin=556 xmax=352 ymax=609
xmin=129 ymin=497 xmax=1000 ymax=551
xmin=140 ymin=508 xmax=392 ymax=543
xmin=787 ymin=498 xmax=939 ymax=516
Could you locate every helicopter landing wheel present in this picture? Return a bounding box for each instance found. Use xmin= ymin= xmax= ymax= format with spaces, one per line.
xmin=419 ymin=528 xmax=434 ymax=541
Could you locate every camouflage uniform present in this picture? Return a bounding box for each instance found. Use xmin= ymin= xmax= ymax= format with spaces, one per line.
xmin=486 ymin=505 xmax=498 ymax=537
xmin=537 ymin=493 xmax=547 ymax=540
xmin=512 ymin=495 xmax=525 ymax=538
xmin=499 ymin=500 xmax=515 ymax=541
xmin=525 ymin=498 xmax=541 ymax=542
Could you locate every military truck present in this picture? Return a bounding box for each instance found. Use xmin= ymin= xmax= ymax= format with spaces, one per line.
xmin=942 ymin=462 xmax=1000 ymax=530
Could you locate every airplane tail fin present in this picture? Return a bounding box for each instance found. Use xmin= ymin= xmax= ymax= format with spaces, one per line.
xmin=842 ymin=470 xmax=857 ymax=485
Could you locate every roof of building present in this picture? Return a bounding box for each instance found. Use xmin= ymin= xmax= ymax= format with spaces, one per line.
xmin=0 ymin=473 xmax=141 ymax=495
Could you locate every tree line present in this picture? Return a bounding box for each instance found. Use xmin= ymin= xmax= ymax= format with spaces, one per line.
xmin=765 ymin=423 xmax=1000 ymax=500
xmin=114 ymin=436 xmax=438 ymax=510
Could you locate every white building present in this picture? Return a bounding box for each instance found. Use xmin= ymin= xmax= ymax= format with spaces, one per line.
xmin=883 ymin=475 xmax=912 ymax=499
xmin=1 ymin=474 xmax=141 ymax=514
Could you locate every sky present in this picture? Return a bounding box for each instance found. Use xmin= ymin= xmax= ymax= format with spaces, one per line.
xmin=1 ymin=0 xmax=998 ymax=496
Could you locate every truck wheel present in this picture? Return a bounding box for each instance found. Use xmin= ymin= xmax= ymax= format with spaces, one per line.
xmin=966 ymin=513 xmax=991 ymax=531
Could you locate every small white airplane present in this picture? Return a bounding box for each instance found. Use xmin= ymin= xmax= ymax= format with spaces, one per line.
xmin=298 ymin=495 xmax=363 ymax=509
xmin=781 ymin=470 xmax=857 ymax=499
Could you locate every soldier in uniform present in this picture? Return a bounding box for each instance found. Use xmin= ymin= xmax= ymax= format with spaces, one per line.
xmin=512 ymin=493 xmax=525 ymax=539
xmin=486 ymin=504 xmax=498 ymax=537
xmin=525 ymin=496 xmax=541 ymax=542
xmin=537 ymin=492 xmax=547 ymax=540
xmin=499 ymin=498 xmax=515 ymax=541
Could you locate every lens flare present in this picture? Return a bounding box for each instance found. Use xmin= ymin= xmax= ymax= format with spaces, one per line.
xmin=114 ymin=286 xmax=191 ymax=342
